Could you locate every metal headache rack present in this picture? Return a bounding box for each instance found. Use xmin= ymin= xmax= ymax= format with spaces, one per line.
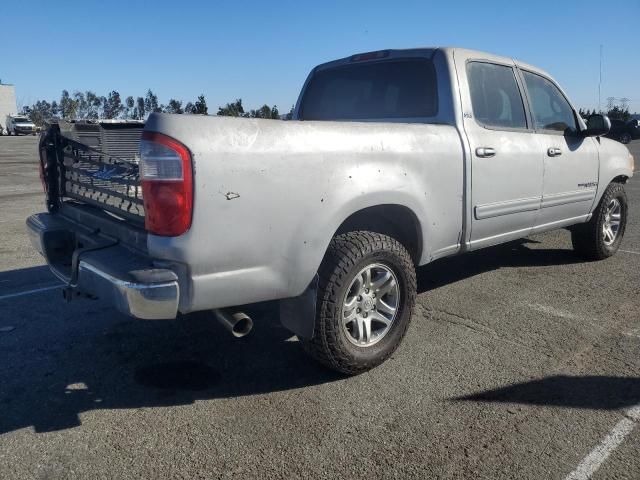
xmin=57 ymin=120 xmax=146 ymax=224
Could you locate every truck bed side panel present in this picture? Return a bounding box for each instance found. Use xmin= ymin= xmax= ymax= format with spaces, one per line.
xmin=144 ymin=114 xmax=463 ymax=312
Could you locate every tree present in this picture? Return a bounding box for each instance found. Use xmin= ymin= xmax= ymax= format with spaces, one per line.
xmin=243 ymin=104 xmax=280 ymax=119
xmin=607 ymin=105 xmax=630 ymax=122
xmin=74 ymin=91 xmax=88 ymax=118
xmin=124 ymin=96 xmax=135 ymax=119
xmin=217 ymin=98 xmax=244 ymax=117
xmin=23 ymin=89 xmax=287 ymax=123
xmin=99 ymin=96 xmax=108 ymax=117
xmin=85 ymin=91 xmax=101 ymax=119
xmin=25 ymin=100 xmax=56 ymax=126
xmin=166 ymin=99 xmax=184 ymax=114
xmin=194 ymin=95 xmax=208 ymax=115
xmin=60 ymin=90 xmax=78 ymax=119
xmin=285 ymin=105 xmax=295 ymax=120
xmin=144 ymin=89 xmax=161 ymax=114
xmin=134 ymin=97 xmax=146 ymax=120
xmin=579 ymin=108 xmax=593 ymax=118
xmin=101 ymin=90 xmax=124 ymax=119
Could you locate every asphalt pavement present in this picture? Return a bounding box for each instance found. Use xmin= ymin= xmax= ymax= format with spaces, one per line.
xmin=0 ymin=135 xmax=638 ymax=479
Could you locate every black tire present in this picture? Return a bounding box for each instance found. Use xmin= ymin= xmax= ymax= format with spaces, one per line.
xmin=619 ymin=133 xmax=631 ymax=144
xmin=301 ymin=231 xmax=417 ymax=375
xmin=571 ymin=182 xmax=628 ymax=260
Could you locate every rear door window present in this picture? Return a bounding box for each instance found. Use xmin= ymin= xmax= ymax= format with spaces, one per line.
xmin=300 ymin=59 xmax=438 ymax=121
xmin=466 ymin=62 xmax=527 ymax=130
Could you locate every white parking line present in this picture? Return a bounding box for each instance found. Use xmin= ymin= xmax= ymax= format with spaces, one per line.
xmin=525 ymin=303 xmax=604 ymax=331
xmin=619 ymin=249 xmax=640 ymax=255
xmin=0 ymin=285 xmax=61 ymax=301
xmin=527 ymin=303 xmax=583 ymax=321
xmin=564 ymin=404 xmax=640 ymax=480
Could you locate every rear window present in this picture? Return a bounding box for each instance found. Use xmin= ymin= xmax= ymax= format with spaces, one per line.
xmin=300 ymin=59 xmax=438 ymax=121
xmin=466 ymin=62 xmax=527 ymax=130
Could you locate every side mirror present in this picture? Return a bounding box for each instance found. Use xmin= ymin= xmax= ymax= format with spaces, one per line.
xmin=583 ymin=114 xmax=611 ymax=137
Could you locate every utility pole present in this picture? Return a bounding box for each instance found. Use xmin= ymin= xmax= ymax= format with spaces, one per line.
xmin=598 ymin=45 xmax=603 ymax=113
xmin=606 ymin=97 xmax=615 ymax=112
xmin=620 ymin=97 xmax=630 ymax=111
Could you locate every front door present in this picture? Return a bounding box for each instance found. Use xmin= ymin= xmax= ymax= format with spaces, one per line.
xmin=519 ymin=70 xmax=600 ymax=229
xmin=454 ymin=53 xmax=544 ymax=249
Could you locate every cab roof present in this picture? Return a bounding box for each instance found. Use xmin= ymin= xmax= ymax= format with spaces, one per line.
xmin=314 ymin=47 xmax=553 ymax=79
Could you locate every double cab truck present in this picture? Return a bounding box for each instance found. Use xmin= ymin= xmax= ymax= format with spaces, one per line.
xmin=27 ymin=48 xmax=634 ymax=374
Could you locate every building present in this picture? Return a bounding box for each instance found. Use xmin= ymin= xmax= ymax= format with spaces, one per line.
xmin=0 ymin=83 xmax=18 ymax=126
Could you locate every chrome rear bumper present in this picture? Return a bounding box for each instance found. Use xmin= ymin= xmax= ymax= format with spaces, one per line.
xmin=27 ymin=212 xmax=179 ymax=320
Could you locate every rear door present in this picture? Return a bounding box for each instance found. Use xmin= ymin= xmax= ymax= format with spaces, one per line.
xmin=454 ymin=52 xmax=544 ymax=249
xmin=519 ymin=70 xmax=599 ymax=228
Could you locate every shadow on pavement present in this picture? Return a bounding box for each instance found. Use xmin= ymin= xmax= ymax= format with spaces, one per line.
xmin=417 ymin=238 xmax=584 ymax=293
xmin=0 ymin=265 xmax=60 ymax=294
xmin=0 ymin=239 xmax=589 ymax=434
xmin=455 ymin=375 xmax=640 ymax=410
xmin=0 ymin=296 xmax=343 ymax=434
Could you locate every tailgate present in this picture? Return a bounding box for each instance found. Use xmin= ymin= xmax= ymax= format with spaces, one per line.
xmin=42 ymin=119 xmax=146 ymax=225
xmin=30 ymin=121 xmax=186 ymax=319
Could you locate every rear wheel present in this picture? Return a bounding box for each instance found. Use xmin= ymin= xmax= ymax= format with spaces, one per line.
xmin=301 ymin=231 xmax=417 ymax=375
xmin=620 ymin=132 xmax=632 ymax=144
xmin=571 ymin=182 xmax=628 ymax=260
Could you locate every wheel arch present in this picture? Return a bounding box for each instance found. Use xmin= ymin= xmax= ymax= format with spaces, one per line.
xmin=333 ymin=204 xmax=423 ymax=265
xmin=280 ymin=203 xmax=423 ymax=343
xmin=611 ymin=174 xmax=630 ymax=184
xmin=591 ymin=173 xmax=631 ymax=212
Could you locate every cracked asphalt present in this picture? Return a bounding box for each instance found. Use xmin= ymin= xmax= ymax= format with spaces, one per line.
xmin=0 ymin=135 xmax=638 ymax=479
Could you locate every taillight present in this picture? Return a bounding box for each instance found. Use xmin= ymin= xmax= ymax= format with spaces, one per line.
xmin=139 ymin=131 xmax=193 ymax=236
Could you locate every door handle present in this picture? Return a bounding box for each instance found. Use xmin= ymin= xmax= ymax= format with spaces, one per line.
xmin=476 ymin=147 xmax=496 ymax=158
xmin=547 ymin=147 xmax=562 ymax=157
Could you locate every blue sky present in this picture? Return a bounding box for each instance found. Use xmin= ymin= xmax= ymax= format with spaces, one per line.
xmin=2 ymin=0 xmax=639 ymax=113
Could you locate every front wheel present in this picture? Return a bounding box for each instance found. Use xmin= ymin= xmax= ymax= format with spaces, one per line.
xmin=620 ymin=133 xmax=632 ymax=144
xmin=301 ymin=231 xmax=417 ymax=375
xmin=571 ymin=182 xmax=628 ymax=260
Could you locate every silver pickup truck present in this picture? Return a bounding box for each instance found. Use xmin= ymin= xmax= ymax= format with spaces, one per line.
xmin=27 ymin=47 xmax=634 ymax=374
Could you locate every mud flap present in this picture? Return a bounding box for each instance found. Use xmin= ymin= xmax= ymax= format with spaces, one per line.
xmin=279 ymin=274 xmax=319 ymax=340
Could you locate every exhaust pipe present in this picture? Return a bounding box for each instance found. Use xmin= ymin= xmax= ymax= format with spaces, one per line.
xmin=213 ymin=309 xmax=253 ymax=338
